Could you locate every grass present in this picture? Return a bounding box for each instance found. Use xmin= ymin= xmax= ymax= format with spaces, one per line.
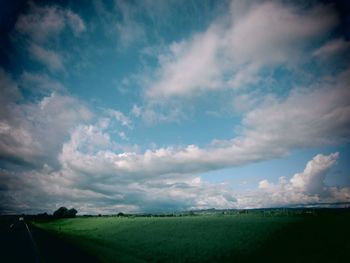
xmin=34 ymin=213 xmax=350 ymax=262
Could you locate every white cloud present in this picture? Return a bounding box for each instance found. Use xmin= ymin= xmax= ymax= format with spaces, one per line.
xmin=240 ymin=67 xmax=350 ymax=148
xmin=290 ymin=153 xmax=339 ymax=194
xmin=231 ymin=91 xmax=260 ymax=113
xmin=0 ymin=164 xmax=237 ymax=214
xmin=2 ymin=1 xmax=349 ymax=214
xmin=56 ymin=66 xmax=350 ymax=186
xmin=15 ymin=3 xmax=65 ymax=43
xmin=0 ymin=68 xmax=21 ymax=105
xmin=227 ymin=64 xmax=261 ymax=89
xmin=313 ymin=38 xmax=350 ymax=59
xmin=14 ymin=3 xmax=86 ymax=72
xmin=258 ymin=179 xmax=271 ymax=190
xmin=141 ymin=105 xmax=186 ymax=125
xmin=107 ymin=109 xmax=132 ymax=128
xmin=1 ymin=65 xmax=349 ymax=213
xmin=15 ymin=2 xmax=86 ymax=42
xmin=114 ymin=0 xmax=148 ymax=47
xmin=0 ymin=70 xmax=92 ymax=168
xmin=131 ymin=104 xmax=141 ymax=117
xmin=146 ymin=1 xmax=338 ymax=99
xmin=67 ymin=124 xmax=112 ymax=153
xmin=29 ymin=44 xmax=64 ymax=71
xmin=116 ymin=19 xmax=145 ymax=47
xmin=2 ymin=146 xmax=348 ymax=214
xmin=147 ymin=27 xmax=221 ymax=98
xmin=2 ymin=61 xmax=350 ymax=213
xmin=244 ymin=152 xmax=350 ymax=208
xmin=65 ymin=10 xmax=86 ymax=36
xmin=225 ymin=1 xmax=337 ymax=65
xmin=20 ymin=72 xmax=65 ymax=94
xmin=118 ymin=131 xmax=127 ymax=140
xmin=94 ymin=0 xmax=145 ymax=47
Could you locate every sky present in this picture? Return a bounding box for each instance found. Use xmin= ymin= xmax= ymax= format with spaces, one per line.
xmin=0 ymin=0 xmax=350 ymax=214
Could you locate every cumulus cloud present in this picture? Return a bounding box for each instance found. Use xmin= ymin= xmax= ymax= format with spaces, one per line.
xmin=57 ymin=66 xmax=350 ymax=183
xmin=0 ymin=120 xmax=238 ymax=214
xmin=0 ymin=69 xmax=92 ymax=169
xmin=0 ymin=164 xmax=237 ymax=214
xmin=146 ymin=1 xmax=338 ymax=99
xmin=290 ymin=153 xmax=339 ymax=194
xmin=2 ymin=57 xmax=350 ymax=214
xmin=1 ymin=68 xmax=349 ymax=213
xmin=44 ymin=66 xmax=349 ymax=212
xmin=240 ymin=67 xmax=350 ymax=148
xmin=1 ymin=146 xmax=348 ymax=214
xmin=241 ymin=152 xmax=350 ymax=208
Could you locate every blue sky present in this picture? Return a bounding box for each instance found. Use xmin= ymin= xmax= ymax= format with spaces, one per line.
xmin=0 ymin=0 xmax=350 ymax=214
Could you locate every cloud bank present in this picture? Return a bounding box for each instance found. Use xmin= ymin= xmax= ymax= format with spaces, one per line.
xmin=1 ymin=0 xmax=349 ymax=214
xmin=1 ymin=63 xmax=349 ymax=213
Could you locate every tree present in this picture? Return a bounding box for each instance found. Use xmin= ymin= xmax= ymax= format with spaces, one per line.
xmin=67 ymin=208 xmax=77 ymax=217
xmin=53 ymin=207 xmax=68 ymax=218
xmin=53 ymin=207 xmax=78 ymax=218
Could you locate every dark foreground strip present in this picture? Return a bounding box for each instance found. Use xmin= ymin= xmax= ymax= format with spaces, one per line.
xmin=25 ymin=222 xmax=41 ymax=263
xmin=31 ymin=225 xmax=100 ymax=263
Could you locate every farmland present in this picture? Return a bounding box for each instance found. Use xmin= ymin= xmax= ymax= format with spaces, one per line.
xmin=34 ymin=211 xmax=350 ymax=262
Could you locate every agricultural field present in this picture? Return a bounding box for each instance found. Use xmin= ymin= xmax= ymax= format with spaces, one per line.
xmin=34 ymin=212 xmax=350 ymax=262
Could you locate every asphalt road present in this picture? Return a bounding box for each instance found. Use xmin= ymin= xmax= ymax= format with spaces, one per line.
xmin=0 ymin=216 xmax=99 ymax=263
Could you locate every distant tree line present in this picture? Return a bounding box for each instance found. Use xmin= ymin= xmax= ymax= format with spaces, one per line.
xmin=21 ymin=207 xmax=349 ymax=220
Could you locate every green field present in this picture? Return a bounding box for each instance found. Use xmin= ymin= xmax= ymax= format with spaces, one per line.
xmin=35 ymin=213 xmax=350 ymax=262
